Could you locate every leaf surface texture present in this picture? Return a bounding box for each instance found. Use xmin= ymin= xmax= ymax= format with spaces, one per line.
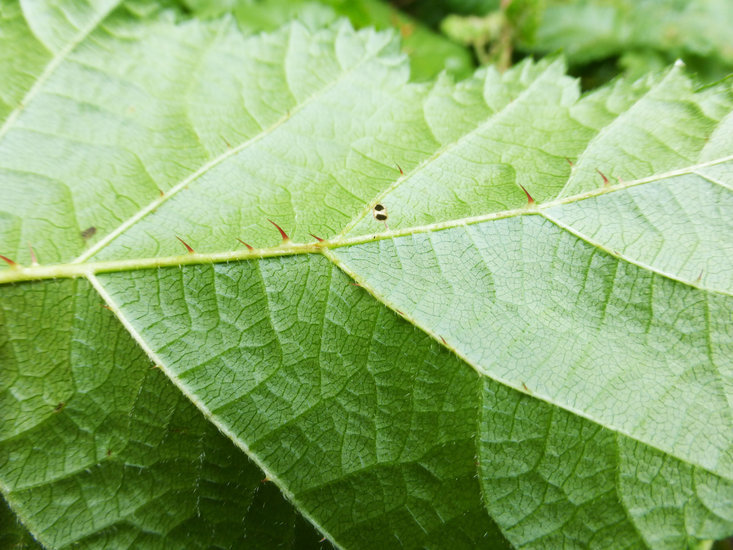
xmin=1 ymin=2 xmax=732 ymax=548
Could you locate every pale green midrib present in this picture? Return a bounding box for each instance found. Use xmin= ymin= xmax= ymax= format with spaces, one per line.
xmin=73 ymin=35 xmax=390 ymax=265
xmin=322 ymin=247 xmax=733 ymax=483
xmin=0 ymin=1 xmax=120 ymax=142
xmin=2 ymin=154 xmax=731 ymax=292
xmin=84 ymin=273 xmax=346 ymax=550
xmin=333 ymin=61 xmax=566 ymax=239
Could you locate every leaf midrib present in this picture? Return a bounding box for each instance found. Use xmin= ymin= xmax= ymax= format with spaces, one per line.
xmin=2 ymin=154 xmax=731 ymax=294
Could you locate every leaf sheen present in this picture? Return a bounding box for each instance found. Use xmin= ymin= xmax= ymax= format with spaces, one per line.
xmin=1 ymin=3 xmax=732 ymax=549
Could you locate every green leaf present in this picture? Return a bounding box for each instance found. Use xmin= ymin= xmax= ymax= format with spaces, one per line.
xmin=179 ymin=0 xmax=476 ymax=81
xmin=520 ymin=0 xmax=733 ymax=82
xmin=1 ymin=2 xmax=732 ymax=548
xmin=0 ymin=277 xmax=329 ymax=548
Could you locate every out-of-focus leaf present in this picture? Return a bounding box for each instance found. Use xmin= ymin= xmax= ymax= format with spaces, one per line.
xmin=181 ymin=0 xmax=475 ymax=80
xmin=520 ymin=0 xmax=733 ymax=83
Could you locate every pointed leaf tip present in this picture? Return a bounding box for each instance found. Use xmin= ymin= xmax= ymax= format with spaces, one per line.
xmin=268 ymin=219 xmax=290 ymax=241
xmin=0 ymin=254 xmax=17 ymax=267
xmin=176 ymin=236 xmax=195 ymax=254
xmin=237 ymin=239 xmax=254 ymax=251
xmin=519 ymin=185 xmax=535 ymax=205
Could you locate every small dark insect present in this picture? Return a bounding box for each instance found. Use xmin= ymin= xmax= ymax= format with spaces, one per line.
xmin=373 ymin=203 xmax=388 ymax=224
xmin=81 ymin=226 xmax=97 ymax=240
xmin=53 ymin=402 xmax=66 ymax=413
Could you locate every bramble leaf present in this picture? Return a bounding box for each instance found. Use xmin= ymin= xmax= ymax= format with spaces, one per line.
xmin=1 ymin=2 xmax=732 ymax=549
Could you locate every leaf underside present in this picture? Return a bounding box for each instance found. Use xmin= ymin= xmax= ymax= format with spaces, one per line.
xmin=1 ymin=1 xmax=732 ymax=549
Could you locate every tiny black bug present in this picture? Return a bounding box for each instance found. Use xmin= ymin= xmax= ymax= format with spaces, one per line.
xmin=373 ymin=204 xmax=387 ymax=221
xmin=372 ymin=203 xmax=388 ymax=229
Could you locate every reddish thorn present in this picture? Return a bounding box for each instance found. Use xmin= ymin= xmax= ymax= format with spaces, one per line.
xmin=319 ymin=537 xmax=327 ymax=543
xmin=349 ymin=282 xmax=361 ymax=287
xmin=100 ymin=304 xmax=112 ymax=310
xmin=261 ymin=477 xmax=271 ymax=483
xmin=596 ymin=169 xmax=609 ymax=186
xmin=151 ymin=364 xmax=161 ymax=370
xmin=396 ymin=309 xmax=405 ymax=316
xmin=565 ymin=157 xmax=574 ymax=167
xmin=222 ymin=136 xmax=232 ymax=149
xmin=519 ymin=185 xmax=535 ymax=205
xmin=0 ymin=255 xmax=17 ymax=267
xmin=309 ymin=233 xmax=324 ymax=242
xmin=176 ymin=236 xmax=195 ymax=254
xmin=439 ymin=335 xmax=447 ymax=345
xmin=521 ymin=382 xmax=529 ymax=392
xmin=237 ymin=238 xmax=254 ymax=251
xmin=159 ymin=189 xmax=165 ymax=197
xmin=28 ymin=243 xmax=38 ymax=265
xmin=696 ymin=270 xmax=703 ymax=283
xmin=396 ymin=163 xmax=404 ymax=175
xmin=268 ymin=219 xmax=290 ymax=241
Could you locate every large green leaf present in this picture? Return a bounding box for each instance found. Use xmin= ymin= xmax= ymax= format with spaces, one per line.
xmin=179 ymin=0 xmax=476 ymax=81
xmin=520 ymin=0 xmax=733 ymax=82
xmin=1 ymin=2 xmax=732 ymax=548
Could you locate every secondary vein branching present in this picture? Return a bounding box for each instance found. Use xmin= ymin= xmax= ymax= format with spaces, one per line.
xmin=73 ymin=42 xmax=385 ymax=265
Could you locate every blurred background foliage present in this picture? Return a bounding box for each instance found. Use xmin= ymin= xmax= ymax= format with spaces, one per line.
xmin=174 ymin=0 xmax=733 ymax=88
